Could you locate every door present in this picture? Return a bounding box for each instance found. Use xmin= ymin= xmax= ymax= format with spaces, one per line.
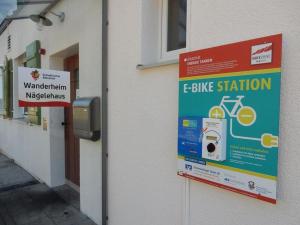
xmin=64 ymin=54 xmax=80 ymax=186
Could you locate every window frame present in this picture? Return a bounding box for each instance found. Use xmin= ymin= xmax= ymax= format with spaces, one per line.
xmin=12 ymin=54 xmax=28 ymax=119
xmin=1 ymin=58 xmax=13 ymax=119
xmin=160 ymin=0 xmax=191 ymax=61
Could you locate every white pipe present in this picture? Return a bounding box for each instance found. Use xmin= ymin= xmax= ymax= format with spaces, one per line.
xmin=183 ymin=178 xmax=190 ymax=225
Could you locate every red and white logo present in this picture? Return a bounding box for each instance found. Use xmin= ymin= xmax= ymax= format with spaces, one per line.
xmin=31 ymin=70 xmax=40 ymax=81
xmin=251 ymin=43 xmax=272 ymax=65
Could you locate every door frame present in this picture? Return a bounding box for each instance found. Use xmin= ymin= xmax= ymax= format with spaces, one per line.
xmin=64 ymin=54 xmax=80 ymax=187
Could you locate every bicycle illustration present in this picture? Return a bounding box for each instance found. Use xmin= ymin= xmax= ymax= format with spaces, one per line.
xmin=209 ymin=96 xmax=256 ymax=126
xmin=208 ymin=96 xmax=278 ymax=148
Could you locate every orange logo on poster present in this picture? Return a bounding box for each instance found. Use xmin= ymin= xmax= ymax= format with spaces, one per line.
xmin=31 ymin=70 xmax=40 ymax=81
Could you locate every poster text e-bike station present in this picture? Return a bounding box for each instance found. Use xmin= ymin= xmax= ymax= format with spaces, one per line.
xmin=177 ymin=34 xmax=282 ymax=204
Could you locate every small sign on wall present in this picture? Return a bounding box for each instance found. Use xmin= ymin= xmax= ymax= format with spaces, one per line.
xmin=18 ymin=67 xmax=70 ymax=107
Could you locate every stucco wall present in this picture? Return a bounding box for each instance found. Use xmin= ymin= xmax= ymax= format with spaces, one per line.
xmin=1 ymin=0 xmax=300 ymax=225
xmin=0 ymin=119 xmax=51 ymax=183
xmin=107 ymin=1 xmax=300 ymax=225
xmin=0 ymin=0 xmax=102 ymax=224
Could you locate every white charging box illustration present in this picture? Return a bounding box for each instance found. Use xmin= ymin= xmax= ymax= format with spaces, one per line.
xmin=202 ymin=118 xmax=227 ymax=161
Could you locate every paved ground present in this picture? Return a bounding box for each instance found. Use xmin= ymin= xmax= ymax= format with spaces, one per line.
xmin=0 ymin=154 xmax=96 ymax=225
xmin=0 ymin=154 xmax=38 ymax=192
xmin=53 ymin=185 xmax=80 ymax=211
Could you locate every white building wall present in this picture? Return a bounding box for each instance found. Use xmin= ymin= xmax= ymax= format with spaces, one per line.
xmin=108 ymin=1 xmax=300 ymax=225
xmin=0 ymin=119 xmax=51 ymax=183
xmin=0 ymin=0 xmax=102 ymax=224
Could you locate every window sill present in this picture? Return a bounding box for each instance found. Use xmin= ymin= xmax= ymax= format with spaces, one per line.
xmin=5 ymin=117 xmax=39 ymax=127
xmin=13 ymin=117 xmax=28 ymax=125
xmin=136 ymin=59 xmax=179 ymax=70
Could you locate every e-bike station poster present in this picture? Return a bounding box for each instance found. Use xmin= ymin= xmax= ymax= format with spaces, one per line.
xmin=177 ymin=34 xmax=282 ymax=204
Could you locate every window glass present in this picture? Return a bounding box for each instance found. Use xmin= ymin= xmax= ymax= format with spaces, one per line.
xmin=167 ymin=0 xmax=187 ymax=51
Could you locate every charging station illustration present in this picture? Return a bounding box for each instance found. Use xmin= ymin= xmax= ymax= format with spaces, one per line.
xmin=209 ymin=96 xmax=278 ymax=148
xmin=201 ymin=118 xmax=227 ymax=161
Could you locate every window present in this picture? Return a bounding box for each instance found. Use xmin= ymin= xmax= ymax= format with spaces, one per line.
xmin=2 ymin=58 xmax=13 ymax=118
xmin=139 ymin=0 xmax=189 ymax=67
xmin=13 ymin=54 xmax=27 ymax=119
xmin=25 ymin=40 xmax=42 ymax=125
xmin=162 ymin=0 xmax=188 ymax=59
xmin=166 ymin=0 xmax=187 ymax=51
xmin=9 ymin=60 xmax=13 ymax=117
xmin=7 ymin=35 xmax=11 ymax=52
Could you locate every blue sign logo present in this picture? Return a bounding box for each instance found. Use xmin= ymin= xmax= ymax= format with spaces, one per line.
xmin=185 ymin=164 xmax=192 ymax=171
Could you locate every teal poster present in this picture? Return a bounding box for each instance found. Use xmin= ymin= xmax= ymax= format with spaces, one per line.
xmin=177 ymin=34 xmax=282 ymax=204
